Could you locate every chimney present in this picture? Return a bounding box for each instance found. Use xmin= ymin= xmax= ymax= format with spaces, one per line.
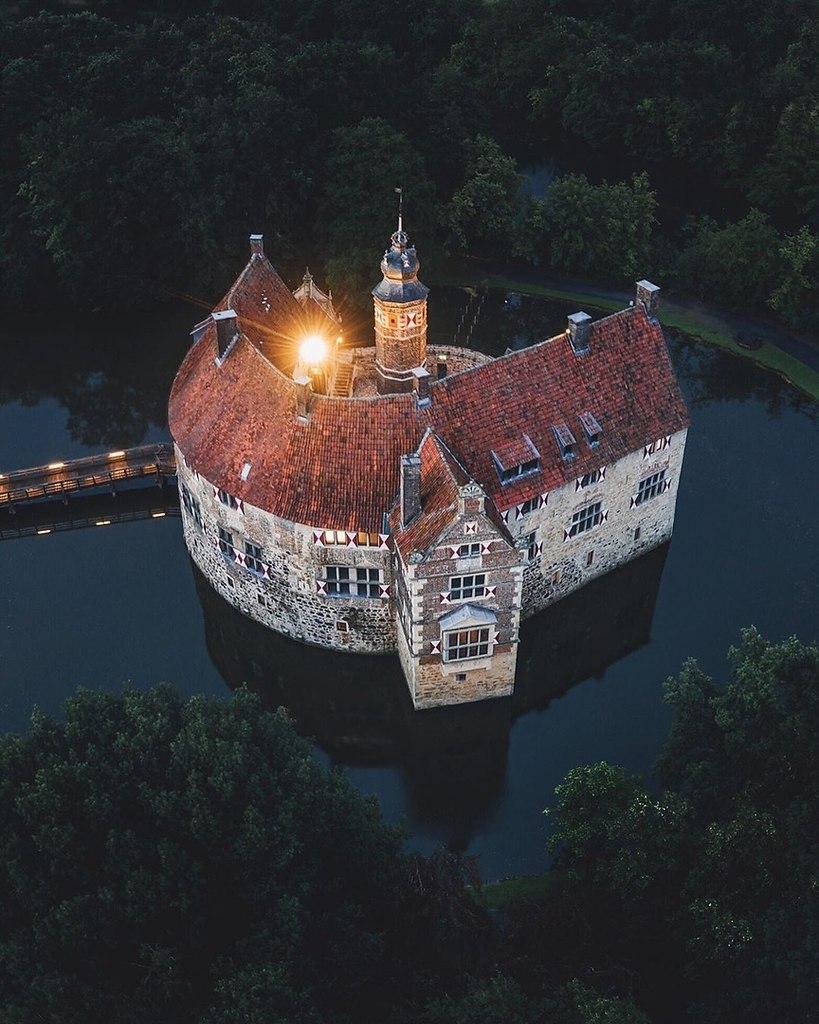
xmin=412 ymin=366 xmax=431 ymax=407
xmin=294 ymin=374 xmax=312 ymax=421
xmin=636 ymin=280 xmax=660 ymax=318
xmin=250 ymin=234 xmax=264 ymax=258
xmin=213 ymin=309 xmax=239 ymax=360
xmin=437 ymin=354 xmax=448 ymax=380
xmin=567 ymin=311 xmax=592 ymax=355
xmin=400 ymin=454 xmax=422 ymax=527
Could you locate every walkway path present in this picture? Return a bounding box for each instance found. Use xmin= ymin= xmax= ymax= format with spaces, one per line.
xmin=439 ymin=260 xmax=819 ymax=399
xmin=0 ymin=444 xmax=176 ymax=508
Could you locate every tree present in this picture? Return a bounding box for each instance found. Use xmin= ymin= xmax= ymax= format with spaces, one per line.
xmin=674 ymin=209 xmax=780 ymax=308
xmin=541 ymin=630 xmax=819 ymax=1024
xmin=0 ymin=686 xmax=421 ymax=1022
xmin=317 ymin=118 xmax=437 ymax=312
xmin=411 ymin=976 xmax=648 ymax=1024
xmin=767 ymin=225 xmax=819 ymax=326
xmin=448 ymin=135 xmax=523 ymax=256
xmin=533 ymin=172 xmax=657 ymax=283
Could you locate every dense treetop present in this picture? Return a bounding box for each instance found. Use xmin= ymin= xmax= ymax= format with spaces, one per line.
xmin=0 ymin=630 xmax=816 ymax=1021
xmin=0 ymin=686 xmax=491 ymax=1021
xmin=1 ymin=1 xmax=817 ymax=319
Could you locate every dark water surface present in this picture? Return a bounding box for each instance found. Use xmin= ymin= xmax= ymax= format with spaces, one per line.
xmin=1 ymin=294 xmax=817 ymax=880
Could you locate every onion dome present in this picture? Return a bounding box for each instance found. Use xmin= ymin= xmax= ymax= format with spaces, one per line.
xmin=372 ymin=229 xmax=429 ymax=303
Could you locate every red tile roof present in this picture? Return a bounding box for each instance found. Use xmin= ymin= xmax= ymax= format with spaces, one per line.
xmin=169 ymin=257 xmax=689 ymax=535
xmin=389 ymin=430 xmax=467 ymax=559
xmin=215 ymin=254 xmax=308 ymax=376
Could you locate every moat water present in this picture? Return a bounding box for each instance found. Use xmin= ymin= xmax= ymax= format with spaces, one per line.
xmin=1 ymin=291 xmax=817 ymax=880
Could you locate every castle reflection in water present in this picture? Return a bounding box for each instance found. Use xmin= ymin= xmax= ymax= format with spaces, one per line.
xmin=193 ymin=543 xmax=669 ymax=844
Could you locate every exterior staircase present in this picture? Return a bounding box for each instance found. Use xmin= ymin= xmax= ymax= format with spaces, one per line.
xmin=331 ymin=360 xmax=354 ymax=397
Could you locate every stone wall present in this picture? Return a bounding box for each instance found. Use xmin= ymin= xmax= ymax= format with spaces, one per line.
xmin=505 ymin=427 xmax=688 ymax=616
xmin=176 ymin=425 xmax=687 ymax=701
xmin=176 ymin=448 xmax=396 ymax=654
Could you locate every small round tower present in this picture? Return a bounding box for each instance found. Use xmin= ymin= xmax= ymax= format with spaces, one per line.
xmin=372 ymin=225 xmax=429 ymax=394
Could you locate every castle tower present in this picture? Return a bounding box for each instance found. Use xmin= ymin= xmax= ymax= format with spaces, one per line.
xmin=372 ymin=224 xmax=429 ymax=394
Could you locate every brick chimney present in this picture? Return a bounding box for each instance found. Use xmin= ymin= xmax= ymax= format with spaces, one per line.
xmin=567 ymin=311 xmax=592 ymax=355
xmin=400 ymin=454 xmax=422 ymax=527
xmin=213 ymin=309 xmax=239 ymax=361
xmin=437 ymin=354 xmax=448 ymax=379
xmin=636 ymin=280 xmax=660 ymax=318
xmin=250 ymin=234 xmax=264 ymax=258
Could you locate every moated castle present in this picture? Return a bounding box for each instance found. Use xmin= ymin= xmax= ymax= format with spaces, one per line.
xmin=169 ymin=227 xmax=688 ymax=709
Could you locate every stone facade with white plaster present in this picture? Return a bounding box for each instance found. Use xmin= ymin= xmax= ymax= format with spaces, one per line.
xmin=169 ymin=231 xmax=689 ymax=710
xmin=177 ymin=455 xmax=397 ymax=653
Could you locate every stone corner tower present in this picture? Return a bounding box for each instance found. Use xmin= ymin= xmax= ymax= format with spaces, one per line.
xmin=372 ymin=224 xmax=429 ymax=394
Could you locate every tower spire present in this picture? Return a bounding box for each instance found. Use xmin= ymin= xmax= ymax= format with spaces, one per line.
xmin=395 ymin=186 xmax=403 ymax=234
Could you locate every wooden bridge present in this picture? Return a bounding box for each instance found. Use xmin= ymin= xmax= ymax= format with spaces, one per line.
xmin=0 ymin=443 xmax=177 ymax=509
xmin=0 ymin=492 xmax=181 ymax=542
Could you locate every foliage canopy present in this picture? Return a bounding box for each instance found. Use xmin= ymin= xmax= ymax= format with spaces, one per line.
xmin=0 ymin=1 xmax=817 ymax=320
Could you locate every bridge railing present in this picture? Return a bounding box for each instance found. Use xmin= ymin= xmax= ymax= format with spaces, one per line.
xmin=0 ymin=443 xmax=177 ymax=506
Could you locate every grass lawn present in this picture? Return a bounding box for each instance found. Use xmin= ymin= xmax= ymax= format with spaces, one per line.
xmin=479 ymin=874 xmax=554 ymax=911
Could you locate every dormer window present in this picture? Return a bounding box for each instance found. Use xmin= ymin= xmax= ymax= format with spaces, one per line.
xmin=553 ymin=423 xmax=577 ymax=461
xmin=579 ymin=411 xmax=603 ymax=447
xmin=491 ymin=434 xmax=541 ymax=485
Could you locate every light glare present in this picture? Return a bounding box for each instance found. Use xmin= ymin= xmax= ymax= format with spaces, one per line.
xmin=300 ymin=334 xmax=328 ymax=367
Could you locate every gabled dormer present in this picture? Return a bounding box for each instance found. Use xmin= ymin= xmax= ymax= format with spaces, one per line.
xmin=490 ymin=434 xmax=541 ymax=485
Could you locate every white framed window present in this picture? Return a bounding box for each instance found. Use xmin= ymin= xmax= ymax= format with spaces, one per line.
xmin=217 ymin=488 xmax=240 ymax=510
xmin=553 ymin=423 xmax=577 ymax=460
xmin=491 ymin=435 xmax=541 ymax=485
xmin=356 ymin=531 xmax=382 ymax=547
xmin=519 ymin=497 xmax=538 ymax=515
xmin=579 ymin=411 xmax=602 ymax=446
xmin=318 ymin=529 xmax=383 ymax=547
xmin=244 ymin=540 xmax=264 ymax=574
xmin=326 ymin=566 xmax=381 ymax=598
xmin=568 ymin=501 xmax=602 ymax=538
xmin=443 ymin=627 xmax=491 ymax=662
xmin=449 ymin=573 xmax=486 ymax=600
xmin=498 ymin=458 xmax=539 ymax=484
xmin=218 ymin=526 xmax=233 ymax=556
xmin=636 ymin=469 xmax=667 ymax=505
xmin=180 ymin=484 xmax=202 ymax=529
xmin=321 ymin=529 xmax=348 ymax=545
xmin=457 ymin=542 xmax=482 ymax=558
xmin=578 ymin=469 xmax=602 ymax=488
xmin=643 ymin=437 xmax=670 ymax=459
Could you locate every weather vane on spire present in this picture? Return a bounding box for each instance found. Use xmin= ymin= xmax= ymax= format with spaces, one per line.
xmin=394 ymin=186 xmax=403 ymax=233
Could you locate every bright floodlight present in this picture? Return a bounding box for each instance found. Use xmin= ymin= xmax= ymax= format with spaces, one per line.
xmin=300 ymin=334 xmax=328 ymax=366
